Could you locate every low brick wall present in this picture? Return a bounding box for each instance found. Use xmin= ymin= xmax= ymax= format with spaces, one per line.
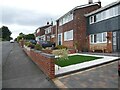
xmin=24 ymin=47 xmax=55 ymax=79
xmin=68 ymin=49 xmax=76 ymax=54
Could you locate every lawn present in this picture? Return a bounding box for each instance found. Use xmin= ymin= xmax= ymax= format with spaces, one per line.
xmin=55 ymin=55 xmax=102 ymax=67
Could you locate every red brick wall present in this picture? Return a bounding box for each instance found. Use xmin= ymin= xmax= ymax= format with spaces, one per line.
xmin=63 ymin=40 xmax=74 ymax=49
xmin=107 ymin=32 xmax=112 ymax=53
xmin=73 ymin=5 xmax=100 ymax=51
xmin=24 ymin=48 xmax=55 ymax=79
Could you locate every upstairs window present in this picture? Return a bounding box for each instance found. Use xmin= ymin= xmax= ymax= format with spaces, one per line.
xmin=89 ymin=15 xmax=96 ymax=24
xmin=59 ymin=12 xmax=73 ymax=26
xmin=90 ymin=5 xmax=119 ymax=24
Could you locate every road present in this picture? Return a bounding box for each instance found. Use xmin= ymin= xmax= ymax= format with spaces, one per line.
xmin=0 ymin=41 xmax=2 ymax=89
xmin=2 ymin=42 xmax=58 ymax=88
xmin=2 ymin=41 xmax=14 ymax=66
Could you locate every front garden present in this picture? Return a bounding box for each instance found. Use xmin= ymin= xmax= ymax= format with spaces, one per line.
xmin=55 ymin=55 xmax=102 ymax=67
xmin=22 ymin=40 xmax=104 ymax=77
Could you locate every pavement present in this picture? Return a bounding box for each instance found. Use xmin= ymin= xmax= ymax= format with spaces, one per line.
xmin=2 ymin=42 xmax=58 ymax=88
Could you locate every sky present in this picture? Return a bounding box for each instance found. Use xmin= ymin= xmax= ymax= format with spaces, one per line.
xmin=0 ymin=0 xmax=118 ymax=39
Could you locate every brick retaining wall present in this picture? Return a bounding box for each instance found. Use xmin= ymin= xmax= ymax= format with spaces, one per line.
xmin=24 ymin=47 xmax=55 ymax=79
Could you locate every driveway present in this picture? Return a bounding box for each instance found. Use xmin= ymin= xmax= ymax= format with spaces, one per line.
xmin=57 ymin=61 xmax=119 ymax=88
xmin=2 ymin=42 xmax=57 ymax=88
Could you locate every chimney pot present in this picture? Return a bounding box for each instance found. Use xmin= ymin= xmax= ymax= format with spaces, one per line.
xmin=88 ymin=0 xmax=93 ymax=4
xmin=47 ymin=22 xmax=49 ymax=25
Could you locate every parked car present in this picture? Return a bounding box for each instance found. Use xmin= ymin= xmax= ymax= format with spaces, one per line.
xmin=37 ymin=40 xmax=55 ymax=48
xmin=29 ymin=40 xmax=37 ymax=45
xmin=118 ymin=60 xmax=120 ymax=76
xmin=10 ymin=40 xmax=14 ymax=43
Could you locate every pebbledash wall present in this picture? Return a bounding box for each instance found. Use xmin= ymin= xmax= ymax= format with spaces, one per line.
xmin=23 ymin=46 xmax=55 ymax=79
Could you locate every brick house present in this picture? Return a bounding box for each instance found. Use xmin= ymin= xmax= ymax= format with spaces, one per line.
xmin=85 ymin=0 xmax=120 ymax=53
xmin=50 ymin=25 xmax=56 ymax=43
xmin=56 ymin=1 xmax=101 ymax=52
xmin=35 ymin=23 xmax=52 ymax=42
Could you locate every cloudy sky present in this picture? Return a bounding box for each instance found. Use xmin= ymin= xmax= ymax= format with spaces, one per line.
xmin=1 ymin=0 xmax=117 ymax=39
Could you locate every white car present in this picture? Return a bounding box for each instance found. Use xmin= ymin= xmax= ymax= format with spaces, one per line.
xmin=10 ymin=40 xmax=14 ymax=43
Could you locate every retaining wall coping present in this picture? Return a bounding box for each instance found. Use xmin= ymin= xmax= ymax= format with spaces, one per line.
xmin=24 ymin=46 xmax=55 ymax=59
xmin=40 ymin=52 xmax=55 ymax=59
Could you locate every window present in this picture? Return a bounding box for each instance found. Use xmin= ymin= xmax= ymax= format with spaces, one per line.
xmin=59 ymin=12 xmax=73 ymax=26
xmin=90 ymin=15 xmax=96 ymax=24
xmin=94 ymin=34 xmax=97 ymax=43
xmin=45 ymin=27 xmax=51 ymax=34
xmin=103 ymin=32 xmax=107 ymax=42
xmin=47 ymin=36 xmax=50 ymax=41
xmin=90 ymin=5 xmax=119 ymax=24
xmin=90 ymin=32 xmax=107 ymax=44
xmin=40 ymin=35 xmax=45 ymax=41
xmin=90 ymin=35 xmax=93 ymax=43
xmin=97 ymin=33 xmax=102 ymax=42
xmin=58 ymin=33 xmax=62 ymax=45
xmin=64 ymin=30 xmax=73 ymax=41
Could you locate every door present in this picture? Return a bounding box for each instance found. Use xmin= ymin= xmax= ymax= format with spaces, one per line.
xmin=112 ymin=31 xmax=117 ymax=52
xmin=58 ymin=33 xmax=62 ymax=45
xmin=116 ymin=31 xmax=120 ymax=52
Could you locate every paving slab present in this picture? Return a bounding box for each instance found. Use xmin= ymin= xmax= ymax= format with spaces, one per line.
xmin=58 ymin=61 xmax=119 ymax=88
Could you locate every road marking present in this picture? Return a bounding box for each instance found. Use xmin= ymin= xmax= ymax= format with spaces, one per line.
xmin=52 ymin=78 xmax=68 ymax=88
xmin=58 ymin=61 xmax=118 ymax=79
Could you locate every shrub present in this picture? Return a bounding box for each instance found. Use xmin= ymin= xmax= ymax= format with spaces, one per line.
xmin=25 ymin=42 xmax=35 ymax=49
xmin=55 ymin=45 xmax=67 ymax=49
xmin=35 ymin=44 xmax=42 ymax=50
xmin=25 ymin=42 xmax=29 ymax=46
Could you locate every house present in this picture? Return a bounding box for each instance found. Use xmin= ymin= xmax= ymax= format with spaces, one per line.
xmin=85 ymin=0 xmax=120 ymax=52
xmin=35 ymin=22 xmax=52 ymax=42
xmin=56 ymin=0 xmax=101 ymax=52
xmin=50 ymin=25 xmax=56 ymax=43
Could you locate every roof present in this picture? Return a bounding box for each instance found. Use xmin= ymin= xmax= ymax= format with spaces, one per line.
xmin=85 ymin=0 xmax=120 ymax=17
xmin=56 ymin=2 xmax=100 ymax=21
xmin=36 ymin=24 xmax=52 ymax=30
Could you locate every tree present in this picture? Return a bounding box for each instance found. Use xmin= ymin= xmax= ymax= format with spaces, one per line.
xmin=17 ymin=33 xmax=35 ymax=42
xmin=24 ymin=34 xmax=35 ymax=40
xmin=0 ymin=26 xmax=12 ymax=41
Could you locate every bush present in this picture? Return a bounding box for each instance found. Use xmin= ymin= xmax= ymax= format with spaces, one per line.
xmin=25 ymin=42 xmax=29 ymax=46
xmin=25 ymin=42 xmax=35 ymax=49
xmin=55 ymin=45 xmax=67 ymax=49
xmin=35 ymin=44 xmax=42 ymax=50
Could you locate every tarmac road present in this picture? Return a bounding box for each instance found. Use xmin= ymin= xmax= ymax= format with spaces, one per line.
xmin=2 ymin=42 xmax=58 ymax=88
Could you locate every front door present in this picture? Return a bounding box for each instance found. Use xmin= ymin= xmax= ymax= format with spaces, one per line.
xmin=116 ymin=31 xmax=120 ymax=52
xmin=58 ymin=33 xmax=62 ymax=45
xmin=112 ymin=31 xmax=117 ymax=52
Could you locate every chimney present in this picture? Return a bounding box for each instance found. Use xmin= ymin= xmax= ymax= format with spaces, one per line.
xmin=47 ymin=22 xmax=49 ymax=25
xmin=88 ymin=0 xmax=93 ymax=4
xmin=98 ymin=0 xmax=101 ymax=7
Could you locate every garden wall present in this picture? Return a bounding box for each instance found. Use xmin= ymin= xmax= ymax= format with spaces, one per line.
xmin=24 ymin=47 xmax=55 ymax=79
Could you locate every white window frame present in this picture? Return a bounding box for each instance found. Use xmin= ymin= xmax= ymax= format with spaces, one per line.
xmin=64 ymin=30 xmax=73 ymax=41
xmin=90 ymin=5 xmax=119 ymax=24
xmin=90 ymin=32 xmax=107 ymax=44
